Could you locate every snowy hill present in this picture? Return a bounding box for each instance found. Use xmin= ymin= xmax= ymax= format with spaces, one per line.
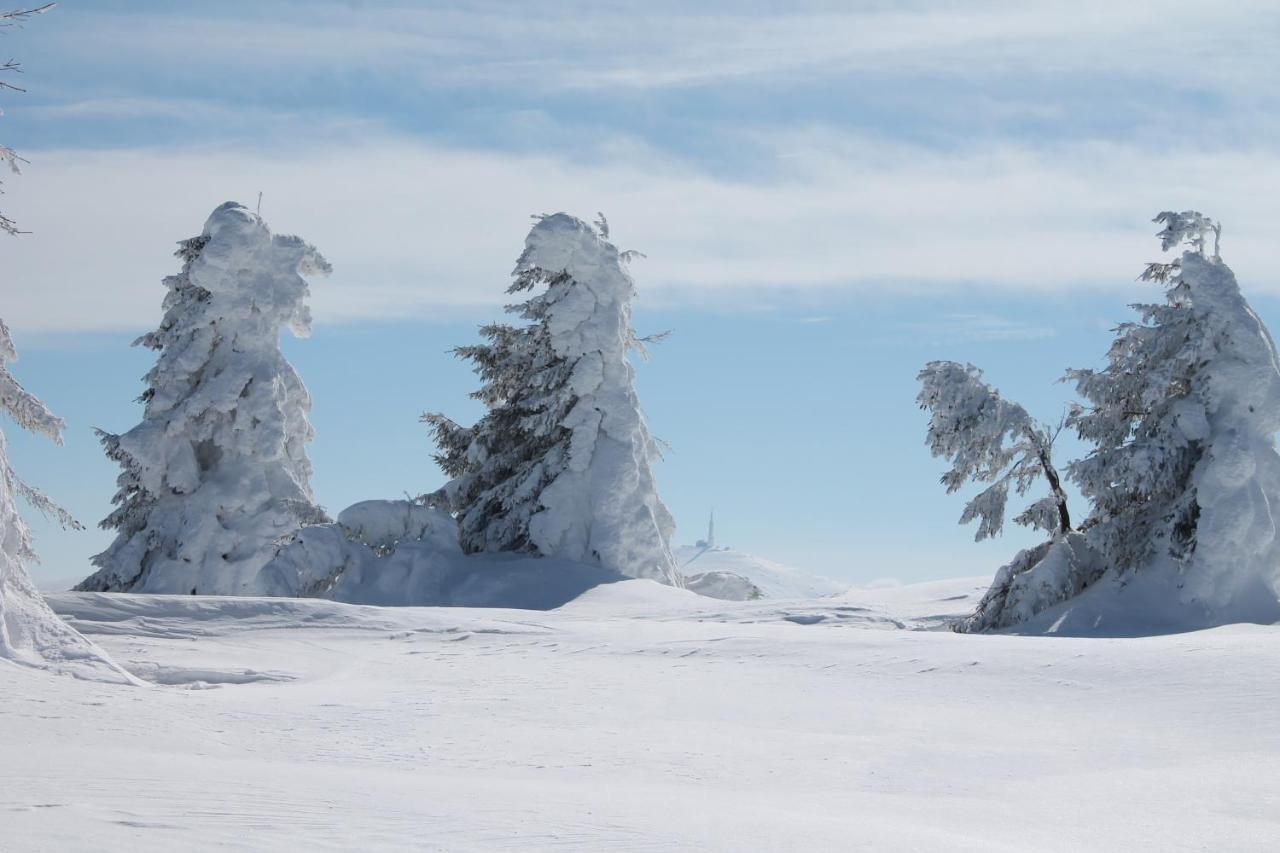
xmin=675 ymin=544 xmax=849 ymax=599
xmin=1 ymin=579 xmax=1274 ymax=851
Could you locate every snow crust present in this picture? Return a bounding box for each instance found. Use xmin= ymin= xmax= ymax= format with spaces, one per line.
xmin=4 ymin=583 xmax=1274 ymax=850
xmin=78 ymin=202 xmax=329 ymax=596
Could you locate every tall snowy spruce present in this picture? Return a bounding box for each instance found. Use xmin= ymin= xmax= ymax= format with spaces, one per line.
xmin=424 ymin=213 xmax=681 ymax=586
xmin=77 ymin=202 xmax=331 ymax=596
xmin=1062 ymin=211 xmax=1280 ymax=623
xmin=0 ymin=320 xmax=133 ymax=681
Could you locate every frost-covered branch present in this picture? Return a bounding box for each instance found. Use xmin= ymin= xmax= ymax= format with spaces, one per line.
xmin=1153 ymin=210 xmax=1221 ymax=258
xmin=918 ymin=361 xmax=1071 ymax=541
xmin=0 ymin=3 xmax=54 ymax=235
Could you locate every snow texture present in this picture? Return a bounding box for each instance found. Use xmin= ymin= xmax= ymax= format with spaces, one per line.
xmin=0 ymin=320 xmax=135 ymax=683
xmin=5 ymin=581 xmax=1274 ymax=850
xmin=426 ymin=213 xmax=679 ymax=585
xmin=78 ymin=202 xmax=330 ymax=596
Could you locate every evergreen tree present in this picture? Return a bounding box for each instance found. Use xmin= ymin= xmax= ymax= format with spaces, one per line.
xmin=0 ymin=319 xmax=132 ymax=680
xmin=77 ymin=202 xmax=330 ymax=595
xmin=425 ymin=213 xmax=680 ymax=585
xmin=1066 ymin=211 xmax=1280 ymax=614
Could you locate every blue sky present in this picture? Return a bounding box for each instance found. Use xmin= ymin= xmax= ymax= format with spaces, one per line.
xmin=4 ymin=1 xmax=1280 ymax=585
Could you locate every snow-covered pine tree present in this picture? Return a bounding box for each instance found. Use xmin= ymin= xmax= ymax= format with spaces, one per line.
xmin=0 ymin=319 xmax=134 ymax=681
xmin=917 ymin=361 xmax=1104 ymax=632
xmin=1064 ymin=211 xmax=1280 ymax=619
xmin=77 ymin=202 xmax=331 ymax=596
xmin=424 ymin=213 xmax=680 ymax=586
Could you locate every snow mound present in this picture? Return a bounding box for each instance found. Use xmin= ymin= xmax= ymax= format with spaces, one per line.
xmin=263 ymin=500 xmax=625 ymax=609
xmin=958 ymin=533 xmax=1105 ymax=633
xmin=684 ymin=570 xmax=763 ymax=601
xmin=674 ymin=545 xmax=848 ymax=599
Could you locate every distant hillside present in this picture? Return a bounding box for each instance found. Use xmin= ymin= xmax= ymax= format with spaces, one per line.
xmin=674 ymin=545 xmax=848 ymax=599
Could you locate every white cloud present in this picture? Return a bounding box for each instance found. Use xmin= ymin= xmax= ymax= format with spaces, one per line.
xmin=4 ymin=131 xmax=1279 ymax=334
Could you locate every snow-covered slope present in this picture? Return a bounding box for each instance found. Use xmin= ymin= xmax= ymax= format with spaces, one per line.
xmin=2 ymin=580 xmax=1273 ymax=851
xmin=675 ymin=544 xmax=849 ymax=598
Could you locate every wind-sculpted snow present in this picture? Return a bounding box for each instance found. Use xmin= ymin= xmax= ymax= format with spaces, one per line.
xmin=78 ymin=202 xmax=329 ymax=597
xmin=4 ymin=582 xmax=1274 ymax=850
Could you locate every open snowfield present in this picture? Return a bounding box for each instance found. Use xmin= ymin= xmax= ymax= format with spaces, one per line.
xmin=4 ymin=578 xmax=1278 ymax=852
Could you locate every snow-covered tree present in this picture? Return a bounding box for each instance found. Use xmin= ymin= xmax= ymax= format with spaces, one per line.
xmin=1065 ymin=211 xmax=1280 ymax=615
xmin=424 ymin=213 xmax=680 ymax=586
xmin=918 ymin=361 xmax=1105 ymax=633
xmin=0 ymin=319 xmax=133 ymax=681
xmin=917 ymin=361 xmax=1072 ymax=541
xmin=1 ymin=4 xmax=54 ymax=236
xmin=77 ymin=201 xmax=331 ymax=596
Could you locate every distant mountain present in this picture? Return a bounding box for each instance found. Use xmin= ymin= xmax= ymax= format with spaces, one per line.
xmin=675 ymin=545 xmax=848 ymax=600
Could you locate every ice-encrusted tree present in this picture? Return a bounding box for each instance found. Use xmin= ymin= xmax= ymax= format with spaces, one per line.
xmin=77 ymin=202 xmax=331 ymax=596
xmin=1064 ymin=211 xmax=1280 ymax=615
xmin=1 ymin=4 xmax=54 ymax=236
xmin=917 ymin=361 xmax=1072 ymax=541
xmin=424 ymin=213 xmax=680 ymax=586
xmin=918 ymin=362 xmax=1104 ymax=633
xmin=0 ymin=319 xmax=133 ymax=681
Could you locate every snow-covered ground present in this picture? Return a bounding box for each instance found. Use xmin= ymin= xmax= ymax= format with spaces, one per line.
xmin=4 ymin=578 xmax=1277 ymax=852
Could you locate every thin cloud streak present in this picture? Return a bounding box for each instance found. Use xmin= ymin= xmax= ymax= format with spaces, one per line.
xmin=50 ymin=1 xmax=1280 ymax=94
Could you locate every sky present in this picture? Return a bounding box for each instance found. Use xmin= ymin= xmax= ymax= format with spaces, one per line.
xmin=3 ymin=0 xmax=1280 ymax=586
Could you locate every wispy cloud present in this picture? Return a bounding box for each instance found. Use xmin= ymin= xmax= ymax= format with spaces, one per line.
xmin=896 ymin=313 xmax=1056 ymax=344
xmin=5 ymin=129 xmax=1280 ymax=334
xmin=50 ymin=1 xmax=1280 ymax=94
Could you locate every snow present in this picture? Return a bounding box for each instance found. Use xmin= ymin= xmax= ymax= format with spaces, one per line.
xmin=3 ymin=580 xmax=1276 ymax=851
xmin=674 ymin=544 xmax=848 ymax=599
